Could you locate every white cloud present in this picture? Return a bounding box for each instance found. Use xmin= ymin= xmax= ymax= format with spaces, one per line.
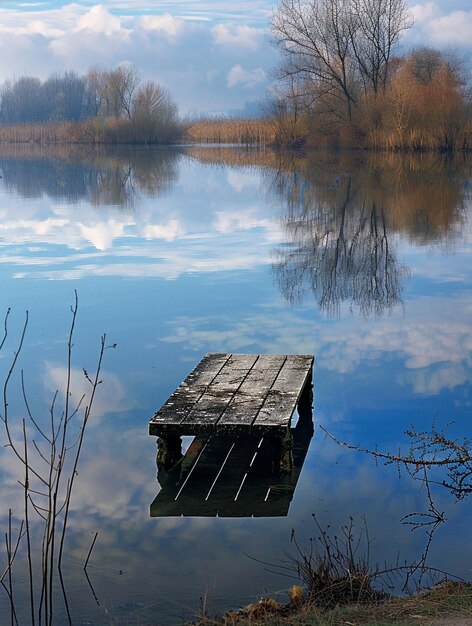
xmin=0 ymin=2 xmax=471 ymax=114
xmin=425 ymin=10 xmax=472 ymax=46
xmin=227 ymin=64 xmax=266 ymax=89
xmin=212 ymin=23 xmax=264 ymax=50
xmin=20 ymin=19 xmax=65 ymax=37
xmin=0 ymin=3 xmax=278 ymax=114
xmin=43 ymin=361 xmax=130 ymax=421
xmin=408 ymin=2 xmax=472 ymax=48
xmin=410 ymin=1 xmax=441 ymax=22
xmin=138 ymin=13 xmax=186 ymax=39
xmin=74 ymin=4 xmax=124 ymax=35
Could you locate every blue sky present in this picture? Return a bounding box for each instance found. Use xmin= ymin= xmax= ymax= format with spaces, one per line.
xmin=0 ymin=0 xmax=471 ymax=115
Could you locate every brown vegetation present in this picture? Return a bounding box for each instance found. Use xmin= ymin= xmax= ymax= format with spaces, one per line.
xmin=359 ymin=49 xmax=472 ymax=151
xmin=183 ymin=48 xmax=472 ymax=150
xmin=270 ymin=0 xmax=472 ymax=151
xmin=185 ymin=117 xmax=276 ymax=145
xmin=191 ymin=514 xmax=471 ymax=625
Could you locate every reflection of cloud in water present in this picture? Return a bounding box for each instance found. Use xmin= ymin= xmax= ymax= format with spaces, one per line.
xmin=0 ymin=205 xmax=135 ymax=250
xmin=143 ymin=219 xmax=184 ymax=241
xmin=43 ymin=361 xmax=131 ymax=422
xmin=226 ymin=169 xmax=260 ymax=192
xmin=24 ymin=256 xmax=270 ymax=281
xmin=214 ymin=207 xmax=281 ymax=243
xmin=6 ymin=225 xmax=283 ymax=280
xmin=79 ymin=220 xmax=130 ymax=251
xmin=68 ymin=428 xmax=157 ymax=525
xmin=407 ymin=364 xmax=470 ymax=396
xmin=1 ymin=395 xmax=470 ymax=622
xmin=162 ymin=294 xmax=472 ymax=395
xmin=1 ymin=197 xmax=283 ymax=278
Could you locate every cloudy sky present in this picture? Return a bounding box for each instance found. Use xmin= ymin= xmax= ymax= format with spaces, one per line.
xmin=0 ymin=0 xmax=471 ymax=115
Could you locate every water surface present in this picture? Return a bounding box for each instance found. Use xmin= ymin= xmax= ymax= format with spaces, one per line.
xmin=0 ymin=145 xmax=471 ymax=624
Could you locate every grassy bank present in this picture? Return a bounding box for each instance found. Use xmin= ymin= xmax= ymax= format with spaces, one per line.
xmin=1 ymin=114 xmax=471 ymax=151
xmin=192 ymin=582 xmax=472 ymax=625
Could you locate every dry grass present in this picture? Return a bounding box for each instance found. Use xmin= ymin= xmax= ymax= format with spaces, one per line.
xmin=191 ymin=582 xmax=472 ymax=626
xmin=190 ymin=517 xmax=471 ymax=626
xmin=185 ymin=117 xmax=275 ymax=145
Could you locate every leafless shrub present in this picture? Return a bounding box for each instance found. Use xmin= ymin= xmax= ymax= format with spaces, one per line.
xmin=0 ymin=292 xmax=114 ymax=625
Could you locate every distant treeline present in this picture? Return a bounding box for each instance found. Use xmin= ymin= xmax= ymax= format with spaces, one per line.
xmin=1 ymin=40 xmax=471 ymax=151
xmin=0 ymin=66 xmax=182 ymax=143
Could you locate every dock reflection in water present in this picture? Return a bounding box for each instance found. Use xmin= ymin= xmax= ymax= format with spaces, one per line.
xmin=151 ymin=403 xmax=313 ymax=518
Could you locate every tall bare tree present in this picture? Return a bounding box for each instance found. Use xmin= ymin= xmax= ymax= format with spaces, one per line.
xmin=271 ymin=0 xmax=413 ymax=121
xmin=272 ymin=0 xmax=358 ymax=121
xmin=131 ymin=81 xmax=180 ymax=142
xmin=91 ymin=64 xmax=141 ymax=120
xmin=350 ymin=0 xmax=413 ymax=94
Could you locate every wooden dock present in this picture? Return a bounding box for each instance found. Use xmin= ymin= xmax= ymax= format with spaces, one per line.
xmin=148 ymin=353 xmax=314 ymax=517
xmin=149 ymin=353 xmax=314 ymax=437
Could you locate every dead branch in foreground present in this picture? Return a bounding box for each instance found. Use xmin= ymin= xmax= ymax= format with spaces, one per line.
xmin=321 ymin=422 xmax=471 ymax=500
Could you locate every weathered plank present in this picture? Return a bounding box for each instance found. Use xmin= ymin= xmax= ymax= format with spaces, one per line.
xmin=218 ymin=355 xmax=287 ymax=426
xmin=150 ymin=353 xmax=230 ymax=428
xmin=180 ymin=354 xmax=259 ymax=426
xmin=253 ymin=355 xmax=313 ymax=428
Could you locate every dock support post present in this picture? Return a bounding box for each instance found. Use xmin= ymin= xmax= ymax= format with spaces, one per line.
xmin=268 ymin=428 xmax=294 ymax=475
xmin=297 ymin=372 xmax=313 ymax=414
xmin=156 ymin=435 xmax=183 ymax=471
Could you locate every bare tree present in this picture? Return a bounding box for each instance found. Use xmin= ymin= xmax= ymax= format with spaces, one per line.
xmin=131 ymin=81 xmax=180 ymax=142
xmin=272 ymin=0 xmax=358 ymax=121
xmin=105 ymin=64 xmax=141 ymax=120
xmin=42 ymin=71 xmax=87 ymax=121
xmin=84 ymin=65 xmax=107 ymax=117
xmin=350 ymin=0 xmax=413 ymax=94
xmin=271 ymin=0 xmax=413 ymax=121
xmin=262 ymin=77 xmax=310 ymax=146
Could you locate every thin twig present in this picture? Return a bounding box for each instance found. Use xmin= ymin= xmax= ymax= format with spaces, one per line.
xmin=84 ymin=532 xmax=99 ymax=571
xmin=23 ymin=419 xmax=36 ymax=626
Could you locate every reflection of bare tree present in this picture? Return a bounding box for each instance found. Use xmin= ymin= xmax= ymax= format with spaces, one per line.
xmin=0 ymin=144 xmax=183 ymax=208
xmin=274 ymin=174 xmax=407 ymax=316
xmin=272 ymin=152 xmax=469 ymax=317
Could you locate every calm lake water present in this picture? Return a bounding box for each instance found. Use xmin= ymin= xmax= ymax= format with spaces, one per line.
xmin=0 ymin=145 xmax=471 ymax=624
